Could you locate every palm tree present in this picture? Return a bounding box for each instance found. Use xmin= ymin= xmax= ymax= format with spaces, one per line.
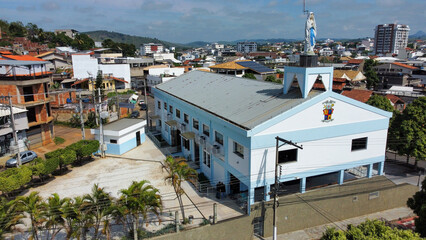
xmin=59 ymin=197 xmax=76 ymax=240
xmin=70 ymin=196 xmax=93 ymax=240
xmin=118 ymin=180 xmax=163 ymax=240
xmin=83 ymin=184 xmax=113 ymax=240
xmin=45 ymin=193 xmax=66 ymax=240
xmin=163 ymin=156 xmax=197 ymax=221
xmin=15 ymin=192 xmax=47 ymax=240
xmin=0 ymin=198 xmax=23 ymax=239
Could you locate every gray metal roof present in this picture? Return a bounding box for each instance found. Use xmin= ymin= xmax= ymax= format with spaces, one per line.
xmin=155 ymin=71 xmax=323 ymax=130
xmin=103 ymin=118 xmax=144 ymax=131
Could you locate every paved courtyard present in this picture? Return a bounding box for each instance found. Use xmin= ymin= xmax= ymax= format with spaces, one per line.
xmin=26 ymin=137 xmax=244 ymax=235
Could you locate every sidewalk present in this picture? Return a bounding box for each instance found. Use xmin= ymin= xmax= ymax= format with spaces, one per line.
xmin=261 ymin=207 xmax=414 ymax=240
xmin=385 ymin=150 xmax=426 ymax=170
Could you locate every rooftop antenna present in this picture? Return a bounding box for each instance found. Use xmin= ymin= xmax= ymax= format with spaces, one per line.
xmin=303 ymin=0 xmax=309 ymax=15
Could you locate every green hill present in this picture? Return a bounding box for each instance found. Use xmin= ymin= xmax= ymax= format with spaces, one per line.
xmin=83 ymin=30 xmax=187 ymax=49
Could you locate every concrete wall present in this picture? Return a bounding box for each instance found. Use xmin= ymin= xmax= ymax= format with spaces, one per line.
xmin=151 ymin=176 xmax=417 ymax=240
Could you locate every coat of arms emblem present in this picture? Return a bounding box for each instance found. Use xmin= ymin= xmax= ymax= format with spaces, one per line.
xmin=322 ymin=100 xmax=335 ymax=122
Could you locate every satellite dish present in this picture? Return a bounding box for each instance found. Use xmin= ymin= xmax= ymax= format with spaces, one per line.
xmin=100 ymin=111 xmax=109 ymax=119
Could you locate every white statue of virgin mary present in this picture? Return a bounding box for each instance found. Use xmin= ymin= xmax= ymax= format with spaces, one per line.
xmin=305 ymin=12 xmax=317 ymax=55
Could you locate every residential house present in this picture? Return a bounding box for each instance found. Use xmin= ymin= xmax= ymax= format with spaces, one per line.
xmin=342 ymin=89 xmax=405 ymax=111
xmin=0 ymin=55 xmax=54 ymax=148
xmin=333 ymin=69 xmax=366 ymax=88
xmin=374 ymin=62 xmax=421 ymax=88
xmin=146 ymin=67 xmax=185 ymax=90
xmin=35 ymin=51 xmax=71 ymax=71
xmin=152 ymin=70 xmax=391 ymax=212
xmin=209 ymin=60 xmax=275 ymax=80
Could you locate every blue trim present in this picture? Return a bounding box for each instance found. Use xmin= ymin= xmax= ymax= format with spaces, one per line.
xmin=300 ymin=177 xmax=306 ymax=193
xmin=251 ymin=118 xmax=389 ymax=149
xmin=248 ymin=91 xmax=392 ymax=137
xmin=251 ymin=155 xmax=385 ymax=188
xmin=105 ymin=134 xmax=144 ymax=155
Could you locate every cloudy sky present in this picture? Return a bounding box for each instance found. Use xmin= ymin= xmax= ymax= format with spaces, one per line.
xmin=0 ymin=0 xmax=424 ymax=43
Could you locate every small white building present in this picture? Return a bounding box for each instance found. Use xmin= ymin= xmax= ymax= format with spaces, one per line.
xmin=141 ymin=43 xmax=164 ymax=56
xmin=91 ymin=118 xmax=146 ymax=155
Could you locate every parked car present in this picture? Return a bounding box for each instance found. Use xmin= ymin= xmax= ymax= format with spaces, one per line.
xmin=140 ymin=104 xmax=147 ymax=110
xmin=138 ymin=100 xmax=145 ymax=106
xmin=5 ymin=150 xmax=38 ymax=168
xmin=130 ymin=110 xmax=140 ymax=118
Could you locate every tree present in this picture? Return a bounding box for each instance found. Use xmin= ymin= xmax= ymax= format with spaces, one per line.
xmin=8 ymin=21 xmax=26 ymax=37
xmin=407 ymin=178 xmax=426 ymax=237
xmin=321 ymin=219 xmax=422 ymax=240
xmin=15 ymin=192 xmax=47 ymax=240
xmin=0 ymin=167 xmax=32 ymax=198
xmin=242 ymin=73 xmax=256 ymax=79
xmin=71 ymin=33 xmax=95 ymax=50
xmin=118 ymin=180 xmax=162 ymax=240
xmin=366 ymin=95 xmax=394 ymax=112
xmin=45 ymin=148 xmax=77 ymax=173
xmin=0 ymin=198 xmax=22 ymax=239
xmin=67 ymin=140 xmax=99 ymax=165
xmin=84 ymin=184 xmax=113 ymax=240
xmin=45 ymin=193 xmax=66 ymax=240
xmin=95 ymin=71 xmax=105 ymax=99
xmin=85 ymin=111 xmax=98 ymax=128
xmin=388 ymin=97 xmax=426 ymax=166
xmin=28 ymin=158 xmax=46 ymax=181
xmin=162 ymin=156 xmax=197 ymax=222
xmin=363 ymin=59 xmax=380 ymax=89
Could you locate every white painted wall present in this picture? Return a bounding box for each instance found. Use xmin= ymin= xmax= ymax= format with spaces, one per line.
xmin=250 ymin=129 xmax=388 ymax=184
xmin=227 ymin=138 xmax=249 ymax=177
xmin=72 ymin=54 xmax=132 ymax=89
xmin=256 ymin=97 xmax=387 ymax=136
xmin=213 ymin=161 xmax=225 ymax=186
xmin=148 ymin=67 xmax=184 ymax=77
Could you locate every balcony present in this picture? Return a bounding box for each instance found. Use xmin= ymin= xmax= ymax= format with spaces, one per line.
xmin=28 ymin=116 xmax=54 ymax=127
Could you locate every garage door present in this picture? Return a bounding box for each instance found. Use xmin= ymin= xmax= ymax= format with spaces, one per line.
xmin=27 ymin=126 xmax=42 ymax=149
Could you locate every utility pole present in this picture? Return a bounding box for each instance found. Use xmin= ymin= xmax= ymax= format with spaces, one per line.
xmin=90 ymin=76 xmax=99 ymax=125
xmin=143 ymin=77 xmax=149 ymax=129
xmin=78 ymin=91 xmax=85 ymax=140
xmin=6 ymin=95 xmax=22 ymax=167
xmin=115 ymin=84 xmax=120 ymax=119
xmin=98 ymin=88 xmax=105 ymax=158
xmin=272 ymin=137 xmax=303 ymax=240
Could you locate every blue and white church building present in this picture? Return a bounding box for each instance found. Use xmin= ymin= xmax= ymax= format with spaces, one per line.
xmin=152 ymin=65 xmax=392 ymax=213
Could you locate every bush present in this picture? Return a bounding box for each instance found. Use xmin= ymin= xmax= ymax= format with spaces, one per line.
xmin=42 ymin=157 xmax=59 ymax=176
xmin=53 ymin=136 xmax=65 ymax=145
xmin=0 ymin=167 xmax=32 ymax=197
xmin=45 ymin=148 xmax=76 ymax=173
xmin=28 ymin=158 xmax=46 ymax=180
xmin=67 ymin=140 xmax=99 ymax=165
xmin=85 ymin=112 xmax=97 ymax=128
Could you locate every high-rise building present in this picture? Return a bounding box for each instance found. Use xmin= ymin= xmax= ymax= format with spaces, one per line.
xmin=237 ymin=42 xmax=257 ymax=53
xmin=374 ymin=24 xmax=410 ymax=55
xmin=140 ymin=43 xmax=164 ymax=56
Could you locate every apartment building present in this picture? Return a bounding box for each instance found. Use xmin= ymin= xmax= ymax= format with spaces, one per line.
xmin=374 ymin=24 xmax=410 ymax=55
xmin=237 ymin=42 xmax=257 ymax=53
xmin=0 ymin=55 xmax=54 ymax=148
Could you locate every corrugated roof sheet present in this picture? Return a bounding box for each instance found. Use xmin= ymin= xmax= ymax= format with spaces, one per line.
xmin=0 ymin=104 xmax=27 ymax=117
xmin=156 ymin=71 xmax=322 ymax=130
xmin=209 ymin=60 xmax=249 ymax=70
xmin=3 ymin=55 xmax=46 ymax=61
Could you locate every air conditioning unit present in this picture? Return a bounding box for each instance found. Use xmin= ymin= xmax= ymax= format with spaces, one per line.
xmin=213 ymin=145 xmax=220 ymax=154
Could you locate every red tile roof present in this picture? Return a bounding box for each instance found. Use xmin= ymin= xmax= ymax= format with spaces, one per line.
xmin=71 ymin=78 xmax=89 ymax=86
xmin=2 ymin=55 xmax=46 ymax=61
xmin=385 ymin=94 xmax=404 ymax=104
xmin=313 ymin=78 xmax=346 ymax=91
xmin=341 ymin=89 xmax=373 ymax=103
xmin=347 ymin=59 xmax=363 ymax=64
xmin=392 ymin=62 xmax=418 ymax=70
xmin=0 ymin=51 xmax=12 ymax=55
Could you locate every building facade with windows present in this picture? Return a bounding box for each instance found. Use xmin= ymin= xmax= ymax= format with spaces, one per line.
xmin=140 ymin=43 xmax=164 ymax=56
xmin=237 ymin=42 xmax=257 ymax=53
xmin=0 ymin=55 xmax=54 ymax=148
xmin=152 ymin=70 xmax=392 ymax=212
xmin=374 ymin=24 xmax=410 ymax=55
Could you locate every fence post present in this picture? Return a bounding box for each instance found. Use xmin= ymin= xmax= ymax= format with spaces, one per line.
xmin=213 ymin=203 xmax=217 ymax=224
xmin=175 ymin=211 xmax=180 ymax=233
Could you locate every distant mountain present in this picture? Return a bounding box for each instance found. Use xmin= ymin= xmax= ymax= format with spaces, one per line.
xmin=409 ymin=31 xmax=426 ymax=39
xmin=83 ymin=30 xmax=187 ymax=49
